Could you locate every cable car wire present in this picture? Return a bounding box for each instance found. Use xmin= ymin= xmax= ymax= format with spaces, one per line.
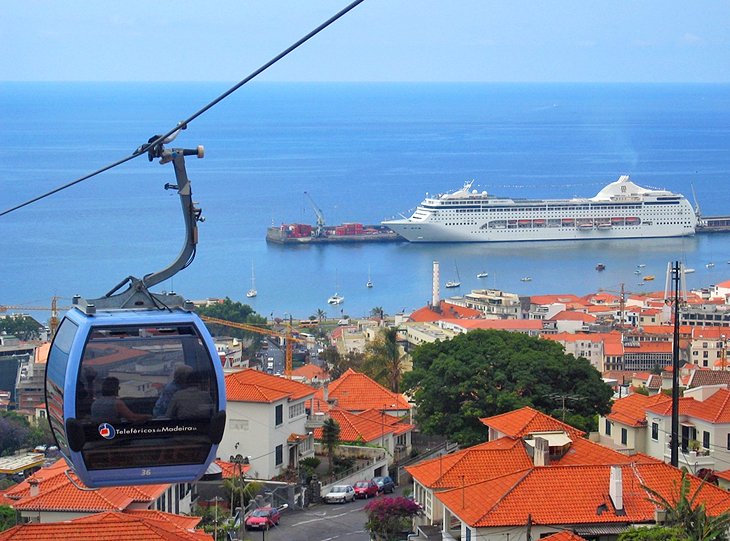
xmin=0 ymin=0 xmax=368 ymax=219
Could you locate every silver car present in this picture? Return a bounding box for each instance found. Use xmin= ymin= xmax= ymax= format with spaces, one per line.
xmin=323 ymin=484 xmax=356 ymax=504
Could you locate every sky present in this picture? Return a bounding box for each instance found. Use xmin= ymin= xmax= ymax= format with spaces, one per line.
xmin=2 ymin=1 xmax=729 ymax=83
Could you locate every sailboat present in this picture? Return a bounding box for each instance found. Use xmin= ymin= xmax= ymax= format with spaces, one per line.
xmin=328 ymin=270 xmax=345 ymax=304
xmin=366 ymin=265 xmax=373 ymax=288
xmin=445 ymin=263 xmax=461 ymax=288
xmin=476 ymin=271 xmax=488 ymax=279
xmin=246 ymin=262 xmax=257 ymax=298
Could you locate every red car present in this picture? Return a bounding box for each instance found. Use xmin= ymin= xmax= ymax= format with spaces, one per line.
xmin=353 ymin=480 xmax=379 ymax=499
xmin=244 ymin=506 xmax=281 ymax=530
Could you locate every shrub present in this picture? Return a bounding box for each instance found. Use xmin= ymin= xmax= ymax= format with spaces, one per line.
xmin=365 ymin=496 xmax=421 ymax=541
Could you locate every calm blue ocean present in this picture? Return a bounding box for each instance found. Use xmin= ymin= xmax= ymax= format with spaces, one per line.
xmin=2 ymin=82 xmax=730 ymax=321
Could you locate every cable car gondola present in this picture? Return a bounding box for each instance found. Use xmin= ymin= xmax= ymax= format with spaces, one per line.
xmin=45 ymin=134 xmax=226 ymax=487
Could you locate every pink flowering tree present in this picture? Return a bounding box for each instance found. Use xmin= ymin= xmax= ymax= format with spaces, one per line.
xmin=364 ymin=496 xmax=421 ymax=541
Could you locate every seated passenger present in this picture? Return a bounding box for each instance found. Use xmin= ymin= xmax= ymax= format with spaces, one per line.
xmin=166 ymin=371 xmax=214 ymax=420
xmin=91 ymin=376 xmax=151 ymax=423
xmin=153 ymin=364 xmax=193 ymax=417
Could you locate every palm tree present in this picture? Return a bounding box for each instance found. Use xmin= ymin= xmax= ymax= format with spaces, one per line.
xmin=370 ymin=306 xmax=385 ymax=320
xmin=364 ymin=326 xmax=405 ymax=393
xmin=321 ymin=417 xmax=341 ymax=475
xmin=642 ymin=472 xmax=730 ymax=541
xmin=316 ymin=308 xmax=327 ymax=323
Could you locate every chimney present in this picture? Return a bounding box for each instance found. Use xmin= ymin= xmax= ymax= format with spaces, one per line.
xmin=533 ymin=437 xmax=550 ymax=466
xmin=323 ymin=382 xmax=329 ymax=403
xmin=28 ymin=478 xmax=40 ymax=498
xmin=609 ymin=465 xmax=625 ymax=514
xmin=432 ymin=260 xmax=440 ymax=308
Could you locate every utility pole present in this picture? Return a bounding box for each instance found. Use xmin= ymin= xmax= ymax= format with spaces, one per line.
xmin=670 ymin=261 xmax=681 ymax=468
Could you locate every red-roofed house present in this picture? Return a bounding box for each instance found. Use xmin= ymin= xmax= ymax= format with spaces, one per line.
xmin=689 ymin=326 xmax=730 ymax=370
xmin=408 ymin=301 xmax=482 ymax=323
xmin=439 ymin=318 xmax=546 ymax=337
xmin=0 ymin=510 xmax=211 ymax=541
xmin=547 ymin=311 xmax=597 ymax=333
xmin=597 ymin=393 xmax=671 ymax=454
xmin=406 ymin=406 xmax=677 ymax=538
xmin=434 ymin=462 xmax=730 ymax=541
xmin=1 ymin=459 xmax=187 ymax=524
xmin=644 ymin=385 xmax=730 ymax=473
xmin=528 ymin=294 xmax=585 ymax=321
xmin=221 ymin=369 xmax=316 ymax=480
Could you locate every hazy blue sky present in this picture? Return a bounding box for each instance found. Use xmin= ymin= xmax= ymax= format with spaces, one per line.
xmin=3 ymin=1 xmax=729 ymax=83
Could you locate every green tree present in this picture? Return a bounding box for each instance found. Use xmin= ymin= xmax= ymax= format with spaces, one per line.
xmin=402 ymin=329 xmax=613 ymax=447
xmin=619 ymin=526 xmax=686 ymax=541
xmin=363 ymin=327 xmax=406 ymax=393
xmin=371 ymin=307 xmax=385 ymax=320
xmin=195 ymin=297 xmax=267 ymax=339
xmin=642 ymin=472 xmax=730 ymax=541
xmin=324 ymin=347 xmax=365 ymax=380
xmin=0 ymin=505 xmax=16 ymax=532
xmin=321 ymin=418 xmax=341 ymax=475
xmin=0 ymin=411 xmax=31 ymax=456
xmin=0 ymin=315 xmax=43 ymax=341
xmin=316 ymin=309 xmax=327 ymax=322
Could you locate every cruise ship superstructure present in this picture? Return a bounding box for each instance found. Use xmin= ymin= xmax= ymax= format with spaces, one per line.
xmin=382 ymin=176 xmax=698 ymax=243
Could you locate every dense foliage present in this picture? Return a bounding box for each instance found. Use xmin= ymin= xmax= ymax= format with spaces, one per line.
xmin=402 ymin=329 xmax=613 ymax=446
xmin=0 ymin=412 xmax=52 ymax=456
xmin=364 ymin=496 xmax=421 ymax=541
xmin=0 ymin=505 xmax=16 ymax=532
xmin=619 ymin=527 xmax=686 ymax=540
xmin=0 ymin=315 xmax=43 ymax=341
xmin=194 ymin=297 xmax=267 ymax=339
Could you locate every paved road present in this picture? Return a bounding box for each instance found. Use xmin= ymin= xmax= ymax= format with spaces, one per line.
xmin=250 ymin=489 xmax=406 ymax=541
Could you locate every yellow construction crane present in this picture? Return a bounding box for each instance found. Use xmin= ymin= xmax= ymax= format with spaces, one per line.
xmin=200 ymin=315 xmax=308 ymax=376
xmin=0 ymin=296 xmax=69 ymax=336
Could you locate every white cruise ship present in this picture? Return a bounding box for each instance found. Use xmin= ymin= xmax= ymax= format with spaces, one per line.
xmin=382 ymin=175 xmax=698 ymax=243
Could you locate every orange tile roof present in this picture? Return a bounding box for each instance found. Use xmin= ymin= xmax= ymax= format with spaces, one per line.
xmin=409 ymin=301 xmax=482 ymax=322
xmin=3 ymin=459 xmax=166 ymax=512
xmin=530 ymin=295 xmax=583 ymax=306
xmin=541 ymin=532 xmax=589 ymax=541
xmin=647 ymin=388 xmax=730 ymax=423
xmin=314 ymin=369 xmax=410 ymax=412
xmin=312 ymin=408 xmax=401 ymax=443
xmin=480 ymin=407 xmax=585 ymax=438
xmin=213 ymin=459 xmax=250 ymax=480
xmin=0 ymin=510 xmax=212 ymax=540
xmin=607 ymin=393 xmax=671 ymax=427
xmin=225 ymin=368 xmax=316 ymax=403
xmin=436 ymin=463 xmax=730 ymax=528
xmin=549 ymin=311 xmax=597 ymax=322
xmin=291 ymin=363 xmax=328 ymax=381
xmin=406 ymin=432 xmax=638 ymax=491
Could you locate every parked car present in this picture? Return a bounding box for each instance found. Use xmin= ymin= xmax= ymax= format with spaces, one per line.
xmin=353 ymin=480 xmax=379 ymax=499
xmin=244 ymin=507 xmax=281 ymax=530
xmin=323 ymin=484 xmax=356 ymax=504
xmin=372 ymin=476 xmax=395 ymax=494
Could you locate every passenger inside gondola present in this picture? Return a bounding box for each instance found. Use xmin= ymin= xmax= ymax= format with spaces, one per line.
xmin=166 ymin=369 xmax=214 ymax=420
xmin=91 ymin=376 xmax=152 ymax=423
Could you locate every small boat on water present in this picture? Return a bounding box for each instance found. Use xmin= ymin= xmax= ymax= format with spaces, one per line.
xmin=477 ymin=271 xmax=488 ymax=278
xmin=521 ymin=276 xmax=532 ymax=282
xmin=246 ymin=262 xmax=257 ymax=298
xmin=445 ymin=263 xmax=461 ymax=288
xmin=327 ymin=293 xmax=344 ymax=305
xmin=596 ymin=263 xmax=605 ymax=271
xmin=366 ymin=265 xmax=373 ymax=288
xmin=643 ymin=275 xmax=655 ymax=281
xmin=684 ymin=268 xmax=695 ymax=274
xmin=637 ymin=264 xmax=646 ymax=268
xmin=634 ymin=270 xmax=642 ymax=275
xmin=706 ymin=262 xmax=715 ymax=268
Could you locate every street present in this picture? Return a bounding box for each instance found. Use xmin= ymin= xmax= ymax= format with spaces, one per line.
xmin=243 ymin=488 xmax=406 ymax=541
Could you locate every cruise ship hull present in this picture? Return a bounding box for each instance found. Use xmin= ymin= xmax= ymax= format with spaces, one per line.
xmin=382 ymin=176 xmax=698 ymax=243
xmin=383 ymin=221 xmax=695 ymax=243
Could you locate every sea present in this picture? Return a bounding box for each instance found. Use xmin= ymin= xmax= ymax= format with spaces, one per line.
xmin=2 ymin=82 xmax=730 ymax=323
